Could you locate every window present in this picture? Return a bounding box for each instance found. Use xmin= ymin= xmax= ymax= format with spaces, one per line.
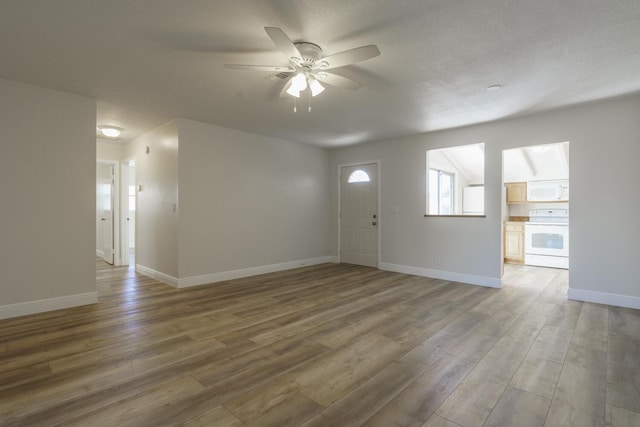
xmin=347 ymin=169 xmax=370 ymax=183
xmin=426 ymin=143 xmax=485 ymax=216
xmin=429 ymin=168 xmax=454 ymax=214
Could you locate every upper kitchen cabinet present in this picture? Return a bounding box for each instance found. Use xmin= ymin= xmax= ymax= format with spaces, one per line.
xmin=506 ymin=182 xmax=527 ymax=204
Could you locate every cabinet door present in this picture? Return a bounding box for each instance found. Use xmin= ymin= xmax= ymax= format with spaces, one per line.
xmin=506 ymin=182 xmax=527 ymax=204
xmin=505 ymin=229 xmax=524 ymax=260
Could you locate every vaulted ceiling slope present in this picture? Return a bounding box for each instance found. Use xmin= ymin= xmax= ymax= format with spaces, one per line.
xmin=1 ymin=1 xmax=639 ymax=146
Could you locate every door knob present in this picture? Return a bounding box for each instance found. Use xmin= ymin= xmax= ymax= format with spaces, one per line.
xmin=372 ymin=221 xmax=377 ymax=226
xmin=100 ymin=218 xmax=106 ymax=221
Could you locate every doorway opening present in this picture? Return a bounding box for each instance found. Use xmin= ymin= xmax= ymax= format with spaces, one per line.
xmin=338 ymin=162 xmax=380 ymax=268
xmin=502 ymin=142 xmax=570 ymax=289
xmin=96 ymin=161 xmax=116 ymax=265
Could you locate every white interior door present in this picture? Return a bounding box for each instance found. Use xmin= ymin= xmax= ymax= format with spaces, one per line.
xmin=97 ymin=162 xmax=114 ymax=264
xmin=340 ymin=163 xmax=378 ymax=267
xmin=120 ymin=160 xmax=136 ymax=267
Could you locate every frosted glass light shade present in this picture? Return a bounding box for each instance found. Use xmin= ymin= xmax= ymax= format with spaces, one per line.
xmin=286 ymin=73 xmax=308 ymax=97
xmin=309 ymin=78 xmax=325 ymax=97
xmin=98 ymin=126 xmax=122 ymax=138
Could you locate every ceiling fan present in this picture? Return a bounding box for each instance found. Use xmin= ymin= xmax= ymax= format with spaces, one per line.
xmin=224 ymin=27 xmax=380 ymax=103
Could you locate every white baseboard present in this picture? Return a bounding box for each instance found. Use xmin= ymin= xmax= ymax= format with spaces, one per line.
xmin=0 ymin=292 xmax=98 ymax=320
xmin=568 ymin=288 xmax=640 ymax=310
xmin=136 ymin=264 xmax=178 ymax=287
xmin=177 ymin=256 xmax=339 ymax=288
xmin=379 ymin=262 xmax=502 ymax=289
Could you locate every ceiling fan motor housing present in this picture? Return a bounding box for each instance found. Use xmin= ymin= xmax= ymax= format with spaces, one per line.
xmin=293 ymin=42 xmax=323 ymax=67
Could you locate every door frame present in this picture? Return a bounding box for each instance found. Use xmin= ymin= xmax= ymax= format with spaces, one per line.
xmin=96 ymin=159 xmax=120 ymax=265
xmin=337 ymin=160 xmax=381 ymax=267
xmin=500 ymin=141 xmax=570 ymax=279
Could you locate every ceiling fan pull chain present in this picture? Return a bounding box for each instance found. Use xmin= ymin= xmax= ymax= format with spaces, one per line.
xmin=308 ymin=91 xmax=312 ymax=112
xmin=293 ymin=97 xmax=297 ymax=113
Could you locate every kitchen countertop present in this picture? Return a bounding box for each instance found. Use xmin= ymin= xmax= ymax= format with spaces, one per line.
xmin=507 ymin=216 xmax=529 ymax=222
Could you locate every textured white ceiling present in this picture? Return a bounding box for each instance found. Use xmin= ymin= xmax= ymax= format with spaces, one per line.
xmin=1 ymin=1 xmax=639 ymax=146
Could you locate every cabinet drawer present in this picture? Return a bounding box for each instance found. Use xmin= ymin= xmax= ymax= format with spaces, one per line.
xmin=505 ymin=224 xmax=524 ymax=232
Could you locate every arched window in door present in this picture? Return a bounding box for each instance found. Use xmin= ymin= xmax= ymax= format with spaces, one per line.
xmin=347 ymin=169 xmax=370 ymax=183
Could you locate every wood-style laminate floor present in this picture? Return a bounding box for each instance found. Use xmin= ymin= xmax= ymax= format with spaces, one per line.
xmin=1 ymin=261 xmax=639 ymax=426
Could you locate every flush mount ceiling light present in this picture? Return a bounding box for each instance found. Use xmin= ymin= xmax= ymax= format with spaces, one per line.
xmin=224 ymin=27 xmax=380 ymax=111
xmin=98 ymin=125 xmax=122 ymax=138
xmin=486 ymin=84 xmax=502 ymax=91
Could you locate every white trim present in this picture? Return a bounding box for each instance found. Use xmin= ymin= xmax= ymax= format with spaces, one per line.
xmin=0 ymin=292 xmax=98 ymax=320
xmin=337 ymin=160 xmax=381 ymax=267
xmin=379 ymin=262 xmax=502 ymax=289
xmin=177 ymin=256 xmax=339 ymax=288
xmin=568 ymin=288 xmax=640 ymax=310
xmin=136 ymin=264 xmax=178 ymax=287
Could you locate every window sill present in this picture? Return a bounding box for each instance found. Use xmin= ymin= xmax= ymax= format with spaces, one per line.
xmin=424 ymin=214 xmax=487 ymax=218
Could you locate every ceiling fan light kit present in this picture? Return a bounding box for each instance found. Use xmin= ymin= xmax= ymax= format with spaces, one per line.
xmin=224 ymin=27 xmax=380 ymax=111
xmin=286 ymin=72 xmax=308 ymax=97
xmin=309 ymin=78 xmax=325 ymax=97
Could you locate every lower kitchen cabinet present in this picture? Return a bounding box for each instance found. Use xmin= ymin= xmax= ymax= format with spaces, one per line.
xmin=504 ymin=222 xmax=524 ymax=264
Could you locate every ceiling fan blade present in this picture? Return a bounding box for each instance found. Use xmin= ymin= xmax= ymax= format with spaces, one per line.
xmin=320 ymin=72 xmax=362 ymax=90
xmin=224 ymin=64 xmax=294 ymax=72
xmin=321 ymin=45 xmax=380 ymax=69
xmin=264 ymin=27 xmax=301 ymax=60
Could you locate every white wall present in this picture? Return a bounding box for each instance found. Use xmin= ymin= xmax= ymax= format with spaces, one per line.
xmin=177 ymin=119 xmax=332 ymax=281
xmin=96 ymin=140 xmax=122 ymax=161
xmin=330 ymin=95 xmax=640 ymax=305
xmin=0 ymin=78 xmax=96 ymax=318
xmin=123 ymin=121 xmax=179 ymax=280
xmin=128 ymin=162 xmax=136 ymax=249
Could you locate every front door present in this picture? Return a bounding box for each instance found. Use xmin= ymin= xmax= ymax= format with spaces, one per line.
xmin=340 ymin=163 xmax=378 ymax=267
xmin=97 ymin=162 xmax=114 ymax=265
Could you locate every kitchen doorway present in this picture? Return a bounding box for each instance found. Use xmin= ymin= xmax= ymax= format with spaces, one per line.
xmin=502 ymin=142 xmax=570 ymax=289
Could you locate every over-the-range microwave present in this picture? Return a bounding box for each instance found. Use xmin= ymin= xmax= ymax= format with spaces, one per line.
xmin=527 ymin=179 xmax=569 ymax=202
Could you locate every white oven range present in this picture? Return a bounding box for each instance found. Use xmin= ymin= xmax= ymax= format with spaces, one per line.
xmin=524 ymin=209 xmax=569 ymax=269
